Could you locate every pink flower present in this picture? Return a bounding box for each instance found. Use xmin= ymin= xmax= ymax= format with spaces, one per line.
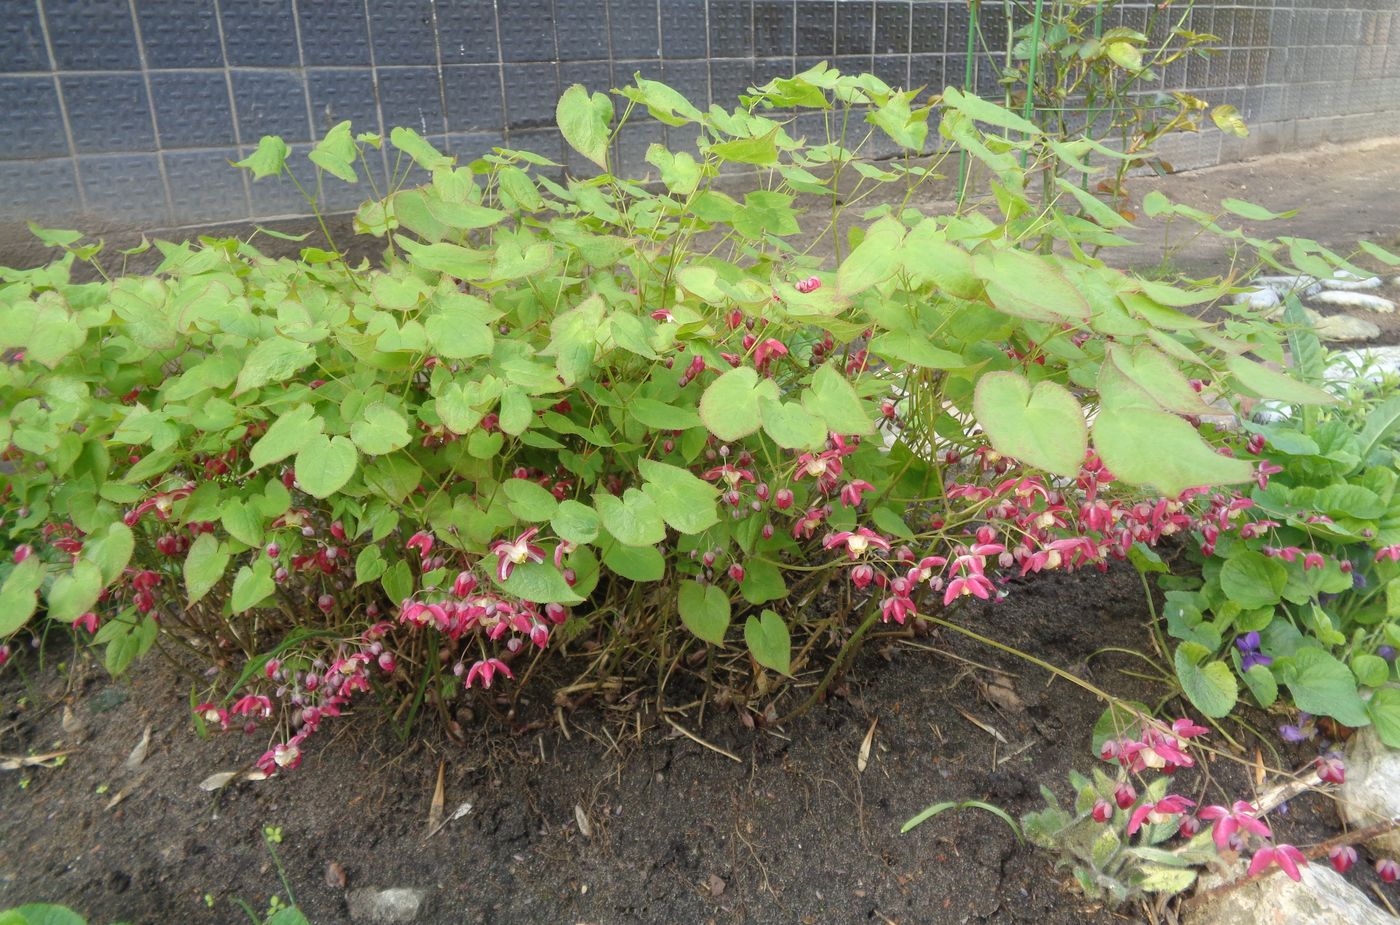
xmin=1378 ymin=858 xmax=1400 ymax=883
xmin=791 ymin=506 xmax=829 ymax=539
xmin=1315 ymin=753 xmax=1345 ymax=785
xmin=795 ymin=275 xmax=821 ymax=294
xmin=12 ymin=544 xmax=33 ymax=564
xmin=195 ymin=702 xmax=230 ymax=730
xmin=823 ymin=528 xmax=891 ymax=560
xmin=1199 ymin=801 xmax=1272 ymax=851
xmin=232 ymin=694 xmax=273 ymax=719
xmin=753 ymin=338 xmax=788 ymax=370
xmin=880 ymin=594 xmax=915 ymax=625
xmin=1302 ymin=551 xmax=1325 ymax=570
xmin=1127 ymin=795 xmax=1195 ymax=835
xmin=452 ymin=571 xmax=478 ymax=597
xmin=1091 ymin=799 xmax=1113 ymax=823
xmin=943 ymin=573 xmax=994 ymax=605
xmin=74 ymin=612 xmax=99 ymax=634
xmin=1178 ymin=815 xmax=1201 ymax=837
xmin=1248 ymin=843 xmax=1305 ymax=881
xmin=850 ymin=563 xmax=875 ymax=589
xmin=1329 ymin=845 xmax=1357 ymax=874
xmin=490 ymin=527 xmax=545 ymax=582
xmin=464 ymin=657 xmax=514 ymax=690
xmin=406 ymin=531 xmax=434 ymax=559
xmin=839 ymin=480 xmax=876 ymax=508
xmin=1255 ymin=461 xmax=1283 ymax=489
xmin=1376 ymin=545 xmax=1400 ymax=563
xmin=1114 ymin=782 xmax=1137 ymax=810
xmin=1170 ymin=718 xmax=1209 ymax=739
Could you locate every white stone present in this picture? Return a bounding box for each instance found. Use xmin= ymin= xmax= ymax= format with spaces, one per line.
xmin=1252 ymin=275 xmax=1322 ymax=298
xmin=1338 ymin=725 xmax=1400 ymax=857
xmin=1324 ymin=345 xmax=1400 ymax=383
xmin=1321 ymin=270 xmax=1383 ymax=291
xmin=1309 ymin=310 xmax=1382 ymax=343
xmin=1309 ymin=290 xmax=1397 ymax=313
xmin=347 ymin=887 xmax=427 ymax=924
xmin=1233 ymin=287 xmax=1282 ymax=312
xmin=1187 ymin=861 xmax=1399 ymax=925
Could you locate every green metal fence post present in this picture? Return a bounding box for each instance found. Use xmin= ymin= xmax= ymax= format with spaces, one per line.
xmin=958 ymin=0 xmax=981 ymax=204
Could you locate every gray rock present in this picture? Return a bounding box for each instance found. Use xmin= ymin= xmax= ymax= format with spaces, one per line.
xmin=1233 ymin=286 xmax=1282 ymax=312
xmin=1338 ymin=726 xmax=1400 ymax=857
xmin=1187 ymin=862 xmax=1398 ymax=925
xmin=347 ymin=887 xmax=427 ymax=924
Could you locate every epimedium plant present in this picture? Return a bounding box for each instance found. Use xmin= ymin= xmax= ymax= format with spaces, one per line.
xmin=0 ymin=65 xmax=1332 ymax=774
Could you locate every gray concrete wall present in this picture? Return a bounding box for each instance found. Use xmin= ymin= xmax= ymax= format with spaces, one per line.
xmin=2 ymin=0 xmax=1398 ymax=233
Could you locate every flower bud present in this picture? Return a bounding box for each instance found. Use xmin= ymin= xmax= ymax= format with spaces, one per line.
xmin=1091 ymin=800 xmax=1112 ymax=823
xmin=1329 ymin=845 xmax=1357 ymax=874
xmin=728 ymin=563 xmax=745 ymax=582
xmin=317 ymin=594 xmax=335 ymax=614
xmin=774 ymin=489 xmax=794 ymax=510
xmin=1114 ymin=782 xmax=1137 ymax=809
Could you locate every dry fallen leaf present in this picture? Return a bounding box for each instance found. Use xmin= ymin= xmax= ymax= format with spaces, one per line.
xmin=707 ymin=874 xmax=727 ymax=897
xmin=858 ymin=717 xmax=878 ymax=774
xmin=325 ymin=861 xmax=347 ymax=889
xmin=0 ymin=751 xmax=70 ymax=771
xmin=124 ymin=725 xmax=152 ymax=770
xmin=426 ymin=801 xmax=473 ymax=838
xmin=956 ymin=707 xmax=1007 ymax=744
xmin=981 ymin=675 xmax=1024 ymax=713
xmin=575 ymin=803 xmax=593 ymax=838
xmin=427 ymin=761 xmax=445 ymax=834
xmin=197 ymin=768 xmax=268 ymax=791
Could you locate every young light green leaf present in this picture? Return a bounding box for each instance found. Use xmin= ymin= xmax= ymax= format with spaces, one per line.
xmin=231 ymin=561 xmax=276 ymax=613
xmin=699 ymin=366 xmax=766 ymax=441
xmin=250 ymin=404 xmax=323 ymax=470
xmin=556 ymin=83 xmax=613 ymax=170
xmin=47 ymin=560 xmax=102 ymax=622
xmin=639 ymin=459 xmax=719 ymax=534
xmin=350 ymin=403 xmax=411 ymax=456
xmin=295 ymin=434 xmax=358 ymax=498
xmin=183 ymin=533 xmax=230 ymax=605
xmin=1093 ymin=407 xmax=1254 ymax=497
xmin=0 ymin=557 xmax=45 ymax=635
xmin=802 ymin=364 xmax=873 ymax=435
xmin=309 ymin=120 xmax=359 ymax=182
xmin=233 ymin=135 xmax=290 ymax=179
xmin=837 ymin=217 xmax=904 ymax=296
xmin=973 ymin=372 xmax=1086 ymax=477
xmin=594 ymin=489 xmax=668 ymax=546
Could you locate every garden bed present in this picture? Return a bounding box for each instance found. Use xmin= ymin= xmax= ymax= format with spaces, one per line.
xmin=0 ymin=565 xmax=1372 ymax=924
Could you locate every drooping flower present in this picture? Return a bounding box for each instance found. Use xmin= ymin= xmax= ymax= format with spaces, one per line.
xmin=1198 ymin=801 xmax=1272 ymax=850
xmin=1091 ymin=799 xmax=1113 ymax=823
xmin=1248 ymin=843 xmax=1306 ymax=881
xmin=1113 ymin=781 xmax=1137 ymax=810
xmin=1315 ymin=753 xmax=1346 ymax=785
xmin=464 ymin=657 xmax=514 ymax=690
xmin=943 ymin=573 xmax=994 ymax=605
xmin=795 ymin=275 xmax=821 ymax=294
xmin=1378 ymin=858 xmax=1400 ymax=883
xmin=406 ymin=531 xmax=434 ymax=560
xmin=1127 ymin=795 xmax=1196 ymax=835
xmin=823 ymin=528 xmax=891 ymax=560
xmin=838 ymin=480 xmax=876 ymax=508
xmin=1328 ymin=845 xmax=1357 ymax=874
xmin=490 ymin=528 xmax=545 ymax=582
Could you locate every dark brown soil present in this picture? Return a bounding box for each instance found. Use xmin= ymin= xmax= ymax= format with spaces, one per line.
xmin=0 ymin=565 xmax=1376 ymax=925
